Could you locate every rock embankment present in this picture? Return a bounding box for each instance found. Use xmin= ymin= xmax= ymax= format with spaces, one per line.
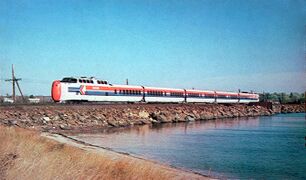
xmin=0 ymin=104 xmax=304 ymax=132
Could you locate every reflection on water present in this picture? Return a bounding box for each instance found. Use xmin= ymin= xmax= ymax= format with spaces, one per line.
xmin=72 ymin=113 xmax=306 ymax=179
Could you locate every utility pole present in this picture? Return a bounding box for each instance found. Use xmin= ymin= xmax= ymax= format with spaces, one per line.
xmin=5 ymin=64 xmax=25 ymax=103
xmin=126 ymin=78 xmax=129 ymax=85
xmin=12 ymin=64 xmax=16 ymax=101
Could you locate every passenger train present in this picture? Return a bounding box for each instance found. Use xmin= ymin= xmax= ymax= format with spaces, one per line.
xmin=51 ymin=77 xmax=259 ymax=103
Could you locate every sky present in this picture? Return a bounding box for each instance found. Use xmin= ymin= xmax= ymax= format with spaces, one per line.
xmin=0 ymin=0 xmax=305 ymax=96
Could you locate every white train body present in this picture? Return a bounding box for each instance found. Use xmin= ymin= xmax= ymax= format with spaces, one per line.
xmin=185 ymin=90 xmax=216 ymax=103
xmin=144 ymin=87 xmax=185 ymax=103
xmin=51 ymin=77 xmax=259 ymax=103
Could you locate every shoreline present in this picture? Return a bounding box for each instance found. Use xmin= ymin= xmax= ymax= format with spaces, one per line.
xmin=43 ymin=132 xmax=211 ymax=179
xmin=0 ymin=104 xmax=304 ymax=179
xmin=0 ymin=103 xmax=304 ymax=133
xmin=0 ymin=125 xmax=210 ymax=179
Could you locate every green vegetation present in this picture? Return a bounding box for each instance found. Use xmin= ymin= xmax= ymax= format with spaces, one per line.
xmin=259 ymin=92 xmax=305 ymax=104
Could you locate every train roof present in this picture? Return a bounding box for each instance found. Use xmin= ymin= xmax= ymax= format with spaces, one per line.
xmin=61 ymin=77 xmax=108 ymax=84
xmin=185 ymin=89 xmax=215 ymax=94
xmin=144 ymin=86 xmax=185 ymax=91
xmin=110 ymin=84 xmax=143 ymax=89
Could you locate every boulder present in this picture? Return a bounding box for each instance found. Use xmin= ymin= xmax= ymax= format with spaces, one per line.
xmin=185 ymin=115 xmax=195 ymax=121
xmin=150 ymin=112 xmax=171 ymax=123
xmin=173 ymin=113 xmax=186 ymax=122
xmin=42 ymin=117 xmax=51 ymax=122
xmin=59 ymin=124 xmax=71 ymax=130
xmin=138 ymin=111 xmax=150 ymax=118
xmin=8 ymin=119 xmax=18 ymax=126
xmin=107 ymin=119 xmax=119 ymax=127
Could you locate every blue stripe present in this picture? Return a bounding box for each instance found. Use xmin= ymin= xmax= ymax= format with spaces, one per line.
xmin=85 ymin=91 xmax=142 ymax=97
xmin=68 ymin=87 xmax=80 ymax=92
xmin=145 ymin=95 xmax=186 ymax=98
xmin=68 ymin=88 xmax=258 ymax=100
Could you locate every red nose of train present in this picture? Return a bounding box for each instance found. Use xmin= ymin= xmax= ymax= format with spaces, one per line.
xmin=51 ymin=80 xmax=61 ymax=102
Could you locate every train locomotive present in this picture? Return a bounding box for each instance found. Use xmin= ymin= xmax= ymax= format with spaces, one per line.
xmin=51 ymin=77 xmax=259 ymax=103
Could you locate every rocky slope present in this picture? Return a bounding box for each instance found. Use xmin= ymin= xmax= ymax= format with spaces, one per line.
xmin=0 ymin=103 xmax=304 ymax=132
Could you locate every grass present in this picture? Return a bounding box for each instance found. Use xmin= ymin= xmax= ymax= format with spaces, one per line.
xmin=0 ymin=126 xmax=203 ymax=180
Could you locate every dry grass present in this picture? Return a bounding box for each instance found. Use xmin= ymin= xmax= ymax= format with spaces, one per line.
xmin=0 ymin=126 xmax=204 ymax=180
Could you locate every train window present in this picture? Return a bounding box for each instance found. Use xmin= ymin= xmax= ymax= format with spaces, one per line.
xmin=114 ymin=90 xmax=117 ymax=94
xmin=61 ymin=78 xmax=77 ymax=83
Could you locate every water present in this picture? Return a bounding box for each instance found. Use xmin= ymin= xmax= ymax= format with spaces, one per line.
xmin=72 ymin=113 xmax=306 ymax=179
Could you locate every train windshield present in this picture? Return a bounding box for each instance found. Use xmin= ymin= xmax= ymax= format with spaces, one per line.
xmin=61 ymin=78 xmax=77 ymax=83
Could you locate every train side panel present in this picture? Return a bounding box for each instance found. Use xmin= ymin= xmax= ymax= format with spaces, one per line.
xmin=239 ymin=93 xmax=259 ymax=103
xmin=186 ymin=98 xmax=215 ymax=103
xmin=59 ymin=83 xmax=143 ymax=102
xmin=185 ymin=89 xmax=215 ymax=103
xmin=144 ymin=87 xmax=185 ymax=103
xmin=215 ymin=91 xmax=239 ymax=103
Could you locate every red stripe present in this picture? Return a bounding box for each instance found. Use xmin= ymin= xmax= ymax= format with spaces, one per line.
xmin=144 ymin=88 xmax=184 ymax=93
xmin=86 ymin=86 xmax=143 ymax=91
